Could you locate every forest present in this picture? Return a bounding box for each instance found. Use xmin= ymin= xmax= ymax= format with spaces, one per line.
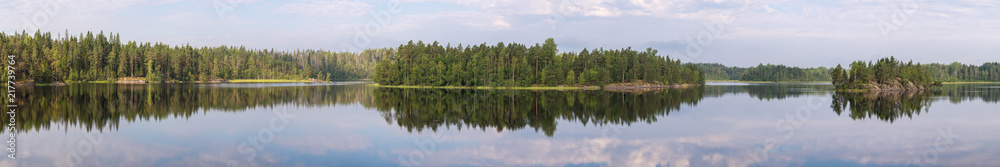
xmin=830 ymin=57 xmax=939 ymax=90
xmin=5 ymin=30 xmax=995 ymax=85
xmin=924 ymin=62 xmax=1000 ymax=82
xmin=696 ymin=63 xmax=831 ymax=82
xmin=372 ymin=38 xmax=705 ymax=87
xmin=741 ymin=64 xmax=831 ymax=82
xmin=695 ymin=63 xmax=745 ymax=80
xmin=699 ymin=61 xmax=1000 ymax=83
xmin=0 ymin=31 xmax=383 ymax=83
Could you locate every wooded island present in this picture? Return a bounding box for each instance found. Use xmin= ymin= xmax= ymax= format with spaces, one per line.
xmin=830 ymin=57 xmax=941 ymax=91
xmin=372 ymin=38 xmax=705 ymax=88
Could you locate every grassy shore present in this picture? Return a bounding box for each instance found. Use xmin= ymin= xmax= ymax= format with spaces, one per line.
xmin=369 ymin=84 xmax=599 ymax=90
xmin=707 ymin=80 xmax=830 ymax=83
xmin=228 ymin=79 xmax=312 ymax=83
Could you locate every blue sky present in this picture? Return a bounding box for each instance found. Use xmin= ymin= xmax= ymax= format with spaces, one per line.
xmin=2 ymin=0 xmax=998 ymax=67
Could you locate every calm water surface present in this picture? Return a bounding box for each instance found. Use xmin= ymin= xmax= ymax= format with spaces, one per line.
xmin=1 ymin=81 xmax=997 ymax=166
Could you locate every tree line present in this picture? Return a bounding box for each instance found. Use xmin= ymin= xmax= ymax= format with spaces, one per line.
xmin=925 ymin=62 xmax=1000 ymax=82
xmin=695 ymin=63 xmax=746 ymax=80
xmin=741 ymin=64 xmax=831 ymax=82
xmin=699 ymin=61 xmax=1000 ymax=83
xmin=372 ymin=38 xmax=705 ymax=87
xmin=830 ymin=57 xmax=938 ymax=90
xmin=0 ymin=30 xmax=384 ymax=83
xmin=696 ymin=63 xmax=831 ymax=82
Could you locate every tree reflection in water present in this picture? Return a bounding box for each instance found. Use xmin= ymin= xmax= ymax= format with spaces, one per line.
xmin=369 ymin=87 xmax=704 ymax=137
xmin=831 ymin=90 xmax=938 ymax=123
xmin=1 ymin=83 xmax=376 ymax=133
xmin=4 ymin=83 xmax=995 ymax=136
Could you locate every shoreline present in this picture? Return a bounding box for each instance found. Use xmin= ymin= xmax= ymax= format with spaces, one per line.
xmin=371 ymin=82 xmax=704 ymax=91
xmin=707 ymin=80 xmax=830 ymax=83
xmin=940 ymin=81 xmax=1000 ymax=84
xmin=835 ymin=88 xmax=933 ymax=93
xmin=709 ymin=80 xmax=1000 ymax=84
xmin=369 ymin=84 xmax=600 ymax=90
xmin=229 ymin=79 xmax=319 ymax=83
xmin=17 ymin=79 xmax=346 ymax=86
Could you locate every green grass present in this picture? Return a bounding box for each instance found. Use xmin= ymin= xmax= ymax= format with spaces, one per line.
xmin=369 ymin=84 xmax=597 ymax=90
xmin=228 ymin=79 xmax=311 ymax=83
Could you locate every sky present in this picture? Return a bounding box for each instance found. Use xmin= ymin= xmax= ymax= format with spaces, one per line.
xmin=1 ymin=0 xmax=998 ymax=67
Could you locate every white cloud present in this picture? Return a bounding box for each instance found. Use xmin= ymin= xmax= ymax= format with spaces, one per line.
xmin=492 ymin=16 xmax=512 ymax=29
xmin=277 ymin=135 xmax=373 ymax=155
xmin=273 ymin=0 xmax=374 ymax=17
xmin=762 ymin=5 xmax=776 ymax=13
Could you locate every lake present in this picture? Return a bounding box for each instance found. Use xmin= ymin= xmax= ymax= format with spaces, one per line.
xmin=1 ymin=82 xmax=997 ymax=166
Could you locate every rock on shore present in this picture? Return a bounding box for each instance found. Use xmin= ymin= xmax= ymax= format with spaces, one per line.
xmin=602 ymin=81 xmax=698 ymax=92
xmin=860 ymin=78 xmax=930 ymax=91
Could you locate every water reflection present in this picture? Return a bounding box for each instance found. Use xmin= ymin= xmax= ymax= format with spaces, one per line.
xmin=1 ymin=83 xmax=375 ymax=133
xmin=368 ymin=87 xmax=704 ymax=136
xmin=0 ymin=82 xmax=997 ymax=166
xmin=703 ymin=84 xmax=832 ymax=100
xmin=5 ymin=83 xmax=998 ymax=134
xmin=831 ymin=91 xmax=937 ymax=123
xmin=937 ymin=84 xmax=1000 ymax=103
xmin=828 ymin=84 xmax=1000 ymax=123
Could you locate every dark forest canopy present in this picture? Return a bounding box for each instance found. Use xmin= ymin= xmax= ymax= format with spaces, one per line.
xmin=372 ymin=38 xmax=705 ymax=87
xmin=0 ymin=30 xmax=385 ymax=83
xmin=831 ymin=57 xmax=939 ymax=90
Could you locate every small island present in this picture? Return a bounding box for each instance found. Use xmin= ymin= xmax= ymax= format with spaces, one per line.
xmin=830 ymin=57 xmax=941 ymax=91
xmin=371 ymin=38 xmax=705 ymax=89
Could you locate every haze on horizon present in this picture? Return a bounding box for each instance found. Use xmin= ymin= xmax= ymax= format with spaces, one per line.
xmin=2 ymin=0 xmax=998 ymax=67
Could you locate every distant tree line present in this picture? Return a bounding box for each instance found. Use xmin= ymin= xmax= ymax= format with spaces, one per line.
xmin=695 ymin=63 xmax=745 ymax=80
xmin=372 ymin=38 xmax=704 ymax=87
xmin=696 ymin=63 xmax=831 ymax=82
xmin=0 ymin=31 xmax=383 ymax=83
xmin=699 ymin=61 xmax=1000 ymax=83
xmin=741 ymin=64 xmax=831 ymax=82
xmin=925 ymin=62 xmax=1000 ymax=82
xmin=830 ymin=57 xmax=937 ymax=89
